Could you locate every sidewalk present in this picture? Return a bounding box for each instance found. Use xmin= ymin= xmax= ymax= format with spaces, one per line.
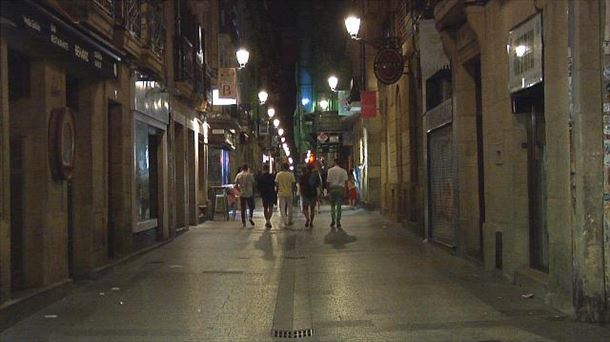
xmin=1 ymin=207 xmax=609 ymax=341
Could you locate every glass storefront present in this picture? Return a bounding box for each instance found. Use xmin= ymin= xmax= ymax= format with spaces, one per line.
xmin=135 ymin=120 xmax=160 ymax=222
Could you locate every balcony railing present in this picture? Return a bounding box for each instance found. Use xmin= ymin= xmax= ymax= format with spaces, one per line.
xmin=143 ymin=4 xmax=165 ymax=59
xmin=93 ymin=0 xmax=114 ymax=17
xmin=114 ymin=0 xmax=141 ymax=38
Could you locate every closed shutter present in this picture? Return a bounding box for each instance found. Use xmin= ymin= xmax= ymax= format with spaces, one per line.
xmin=428 ymin=124 xmax=455 ymax=246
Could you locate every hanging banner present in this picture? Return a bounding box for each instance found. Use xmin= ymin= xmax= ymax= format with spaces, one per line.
xmin=218 ymin=68 xmax=237 ymax=98
xmin=361 ymin=91 xmax=377 ymax=118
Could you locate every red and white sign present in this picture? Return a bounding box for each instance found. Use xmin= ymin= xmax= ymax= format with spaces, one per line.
xmin=361 ymin=91 xmax=377 ymax=118
xmin=317 ymin=132 xmax=329 ymax=143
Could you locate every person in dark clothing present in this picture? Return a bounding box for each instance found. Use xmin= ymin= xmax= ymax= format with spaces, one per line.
xmin=257 ymin=164 xmax=277 ymax=228
xmin=299 ymin=163 xmax=321 ymax=229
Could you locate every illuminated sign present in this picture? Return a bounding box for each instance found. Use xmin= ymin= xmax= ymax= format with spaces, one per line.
xmin=508 ymin=13 xmax=543 ymax=93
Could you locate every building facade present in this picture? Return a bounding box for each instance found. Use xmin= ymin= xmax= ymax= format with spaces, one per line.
xmin=347 ymin=0 xmax=609 ymax=321
xmin=0 ymin=0 xmax=257 ymax=311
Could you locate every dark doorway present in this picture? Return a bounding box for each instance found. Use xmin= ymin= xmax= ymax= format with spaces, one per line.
xmin=474 ymin=60 xmax=485 ymax=261
xmin=174 ymin=123 xmax=186 ymax=229
xmin=513 ymin=83 xmax=548 ymax=272
xmin=9 ymin=137 xmax=24 ymax=290
xmin=107 ymin=102 xmax=122 ymax=259
xmin=66 ymin=74 xmax=79 ymax=277
xmin=466 ymin=58 xmax=486 ymax=261
xmin=8 ymin=49 xmax=30 ymax=290
xmin=526 ymin=89 xmax=548 ymax=272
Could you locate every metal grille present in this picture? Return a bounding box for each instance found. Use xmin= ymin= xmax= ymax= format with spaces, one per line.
xmin=115 ymin=0 xmax=142 ymax=38
xmin=93 ymin=0 xmax=114 ymax=17
xmin=143 ymin=1 xmax=165 ymax=59
xmin=428 ymin=124 xmax=455 ymax=245
xmin=272 ymin=329 xmax=313 ymax=338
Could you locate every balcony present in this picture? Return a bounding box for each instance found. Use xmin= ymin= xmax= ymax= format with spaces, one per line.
xmin=140 ymin=1 xmax=166 ymax=77
xmin=175 ymin=35 xmax=195 ymax=96
xmin=113 ymin=0 xmax=143 ymax=57
xmin=93 ymin=0 xmax=114 ymax=17
xmin=57 ymin=0 xmax=115 ymax=38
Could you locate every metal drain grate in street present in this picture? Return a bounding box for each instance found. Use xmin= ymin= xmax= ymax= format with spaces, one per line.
xmin=272 ymin=329 xmax=313 ymax=338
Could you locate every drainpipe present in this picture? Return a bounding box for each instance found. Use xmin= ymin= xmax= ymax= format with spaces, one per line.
xmin=602 ymin=0 xmax=610 ymax=317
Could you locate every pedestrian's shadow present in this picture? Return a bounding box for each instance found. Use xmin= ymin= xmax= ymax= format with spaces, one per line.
xmin=254 ymin=229 xmax=275 ymax=260
xmin=324 ymin=228 xmax=357 ymax=249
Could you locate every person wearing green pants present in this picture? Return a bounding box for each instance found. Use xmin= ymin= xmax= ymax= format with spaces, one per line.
xmin=326 ymin=158 xmax=348 ymax=228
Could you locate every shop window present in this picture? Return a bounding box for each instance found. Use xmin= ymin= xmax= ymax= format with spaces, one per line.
xmin=135 ymin=120 xmax=160 ymax=221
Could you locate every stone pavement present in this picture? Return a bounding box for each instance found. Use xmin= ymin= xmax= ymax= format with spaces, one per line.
xmin=1 ymin=206 xmax=609 ymax=341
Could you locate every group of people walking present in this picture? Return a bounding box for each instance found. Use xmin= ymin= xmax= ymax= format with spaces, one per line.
xmin=233 ymin=158 xmax=352 ymax=230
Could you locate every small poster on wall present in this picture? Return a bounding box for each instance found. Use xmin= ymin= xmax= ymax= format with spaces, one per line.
xmin=508 ymin=13 xmax=543 ymax=93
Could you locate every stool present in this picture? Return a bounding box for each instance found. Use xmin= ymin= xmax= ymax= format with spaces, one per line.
xmin=214 ymin=193 xmax=229 ymax=221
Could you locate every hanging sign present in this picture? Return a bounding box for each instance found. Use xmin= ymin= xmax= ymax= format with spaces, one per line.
xmin=361 ymin=91 xmax=377 ymax=118
xmin=218 ymin=68 xmax=237 ymax=99
xmin=374 ymin=48 xmax=404 ymax=85
xmin=508 ymin=13 xmax=543 ymax=93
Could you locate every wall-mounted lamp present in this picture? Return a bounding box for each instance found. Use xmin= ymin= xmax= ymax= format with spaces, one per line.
xmin=236 ymin=48 xmax=250 ymax=69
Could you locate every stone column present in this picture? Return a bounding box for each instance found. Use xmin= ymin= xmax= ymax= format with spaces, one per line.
xmin=571 ymin=0 xmax=606 ymax=321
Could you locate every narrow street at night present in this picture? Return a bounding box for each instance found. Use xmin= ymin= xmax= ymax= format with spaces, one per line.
xmin=2 ymin=0 xmax=610 ymax=339
xmin=2 ymin=208 xmax=609 ymax=341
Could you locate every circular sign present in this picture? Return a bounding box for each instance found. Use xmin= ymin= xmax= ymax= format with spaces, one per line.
xmin=374 ymin=48 xmax=404 ymax=85
xmin=48 ymin=107 xmax=76 ymax=180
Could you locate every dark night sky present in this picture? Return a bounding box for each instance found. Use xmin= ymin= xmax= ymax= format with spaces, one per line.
xmin=243 ymin=0 xmax=350 ymax=151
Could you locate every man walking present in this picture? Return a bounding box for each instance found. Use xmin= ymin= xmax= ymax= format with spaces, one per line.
xmin=275 ymin=162 xmax=295 ymax=227
xmin=235 ymin=164 xmax=255 ymax=228
xmin=299 ymin=163 xmax=321 ymax=229
xmin=326 ymin=158 xmax=348 ymax=229
xmin=257 ymin=164 xmax=277 ymax=229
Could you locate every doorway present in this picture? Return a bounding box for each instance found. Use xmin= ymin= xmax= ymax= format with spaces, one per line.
xmin=513 ymin=83 xmax=548 ymax=272
xmin=174 ymin=123 xmax=186 ymax=229
xmin=107 ymin=101 xmax=122 ymax=258
xmin=474 ymin=61 xmax=485 ymax=261
xmin=66 ymin=74 xmax=79 ymax=277
xmin=8 ymin=49 xmax=29 ymax=290
xmin=9 ymin=137 xmax=24 ymax=290
xmin=526 ymin=85 xmax=548 ymax=272
xmin=465 ymin=58 xmax=485 ymax=261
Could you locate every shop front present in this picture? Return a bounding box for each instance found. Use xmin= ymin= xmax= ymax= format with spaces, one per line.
xmin=0 ymin=0 xmax=123 ymax=303
xmin=132 ymin=76 xmax=170 ymax=248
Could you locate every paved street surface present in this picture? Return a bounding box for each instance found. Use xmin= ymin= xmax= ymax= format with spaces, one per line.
xmin=2 ymin=206 xmax=609 ymax=341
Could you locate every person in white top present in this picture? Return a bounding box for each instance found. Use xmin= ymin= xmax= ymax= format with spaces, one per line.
xmin=235 ymin=164 xmax=256 ymax=227
xmin=326 ymin=158 xmax=348 ymax=228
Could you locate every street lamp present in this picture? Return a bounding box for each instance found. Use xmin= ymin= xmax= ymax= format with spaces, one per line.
xmin=328 ymin=75 xmax=338 ymax=92
xmin=236 ymin=48 xmax=250 ymax=68
xmin=267 ymin=107 xmax=275 ymax=118
xmin=278 ymin=128 xmax=285 ymax=136
xmin=273 ymin=119 xmax=280 ymax=128
xmin=319 ymin=99 xmax=329 ymax=111
xmin=344 ymin=15 xmax=361 ymax=39
xmin=258 ymin=90 xmax=268 ymax=104
xmin=281 ymin=137 xmax=286 ymax=143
